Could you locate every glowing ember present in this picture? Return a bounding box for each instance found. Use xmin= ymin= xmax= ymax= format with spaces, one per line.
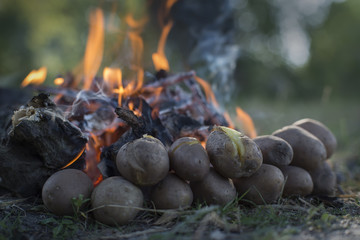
xmin=21 ymin=67 xmax=47 ymax=87
xmin=83 ymin=8 xmax=104 ymax=90
xmin=236 ymin=106 xmax=257 ymax=139
xmin=128 ymin=101 xmax=142 ymax=117
xmin=54 ymin=77 xmax=64 ymax=86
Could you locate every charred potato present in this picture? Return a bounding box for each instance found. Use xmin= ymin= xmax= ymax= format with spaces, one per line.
xmin=273 ymin=126 xmax=326 ymax=171
xmin=91 ymin=176 xmax=143 ymax=226
xmin=151 ymin=173 xmax=193 ymax=209
xmin=116 ymin=135 xmax=169 ymax=186
xmin=278 ymin=165 xmax=313 ymax=197
xmin=169 ymin=137 xmax=210 ymax=181
xmin=253 ymin=135 xmax=293 ymax=167
xmin=190 ymin=168 xmax=236 ymax=206
xmin=206 ymin=126 xmax=263 ymax=178
xmin=42 ymin=169 xmax=93 ymax=216
xmin=293 ymin=118 xmax=337 ymax=158
xmin=233 ymin=164 xmax=284 ymax=205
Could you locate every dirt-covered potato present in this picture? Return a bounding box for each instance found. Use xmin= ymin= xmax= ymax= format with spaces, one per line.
xmin=293 ymin=118 xmax=337 ymax=159
xmin=169 ymin=137 xmax=210 ymax=181
xmin=91 ymin=176 xmax=143 ymax=226
xmin=233 ymin=164 xmax=284 ymax=205
xmin=253 ymin=135 xmax=293 ymax=167
xmin=116 ymin=135 xmax=169 ymax=186
xmin=42 ymin=169 xmax=93 ymax=216
xmin=272 ymin=126 xmax=326 ymax=171
xmin=308 ymin=161 xmax=336 ymax=196
xmin=151 ymin=173 xmax=193 ymax=209
xmin=278 ymin=166 xmax=313 ymax=197
xmin=206 ymin=126 xmax=263 ymax=178
xmin=190 ymin=168 xmax=236 ymax=206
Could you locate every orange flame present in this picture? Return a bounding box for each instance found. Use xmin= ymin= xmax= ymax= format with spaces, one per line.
xmin=128 ymin=101 xmax=142 ymax=117
xmin=125 ymin=14 xmax=148 ymax=30
xmin=84 ymin=133 xmax=103 ymax=186
xmin=236 ymin=107 xmax=257 ymax=138
xmin=21 ymin=67 xmax=47 ymax=87
xmin=126 ymin=14 xmax=146 ymax=94
xmin=103 ymin=67 xmax=123 ymax=106
xmin=223 ymin=111 xmax=235 ymax=129
xmin=60 ymin=146 xmax=86 ymax=169
xmin=152 ymin=0 xmax=177 ymax=72
xmin=165 ymin=0 xmax=178 ymax=12
xmin=54 ymin=77 xmax=64 ymax=86
xmin=152 ymin=20 xmax=172 ymax=72
xmin=194 ymin=76 xmax=220 ymax=109
xmin=83 ymin=8 xmax=104 ymax=90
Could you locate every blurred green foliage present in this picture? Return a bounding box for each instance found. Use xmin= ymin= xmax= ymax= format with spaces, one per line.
xmin=302 ymin=0 xmax=360 ymax=99
xmin=0 ymin=0 xmax=359 ymax=101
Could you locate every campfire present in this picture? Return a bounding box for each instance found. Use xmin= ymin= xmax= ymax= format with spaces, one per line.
xmin=0 ymin=0 xmax=339 ymax=228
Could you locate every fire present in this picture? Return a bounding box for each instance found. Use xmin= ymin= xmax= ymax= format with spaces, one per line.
xmin=84 ymin=133 xmax=103 ymax=186
xmin=126 ymin=14 xmax=146 ymax=93
xmin=21 ymin=67 xmax=47 ymax=87
xmin=152 ymin=0 xmax=178 ymax=72
xmin=223 ymin=111 xmax=235 ymax=129
xmin=152 ymin=20 xmax=172 ymax=72
xmin=61 ymin=146 xmax=86 ymax=169
xmin=195 ymin=76 xmax=220 ymax=109
xmin=236 ymin=106 xmax=257 ymax=139
xmin=20 ymin=2 xmax=258 ymax=188
xmin=54 ymin=77 xmax=64 ymax=86
xmin=103 ymin=67 xmax=123 ymax=105
xmin=83 ymin=8 xmax=104 ymax=90
xmin=128 ymin=101 xmax=142 ymax=117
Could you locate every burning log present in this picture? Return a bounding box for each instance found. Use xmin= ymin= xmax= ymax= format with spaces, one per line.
xmin=0 ymin=93 xmax=87 ymax=197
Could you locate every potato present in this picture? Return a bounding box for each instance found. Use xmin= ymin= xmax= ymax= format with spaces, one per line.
xmin=233 ymin=164 xmax=284 ymax=205
xmin=278 ymin=166 xmax=313 ymax=197
xmin=206 ymin=126 xmax=263 ymax=178
xmin=116 ymin=135 xmax=169 ymax=186
xmin=253 ymin=135 xmax=293 ymax=167
xmin=169 ymin=137 xmax=210 ymax=181
xmin=272 ymin=125 xmax=326 ymax=171
xmin=293 ymin=118 xmax=337 ymax=158
xmin=42 ymin=169 xmax=93 ymax=216
xmin=190 ymin=168 xmax=236 ymax=206
xmin=151 ymin=173 xmax=193 ymax=209
xmin=91 ymin=176 xmax=143 ymax=226
xmin=308 ymin=161 xmax=336 ymax=196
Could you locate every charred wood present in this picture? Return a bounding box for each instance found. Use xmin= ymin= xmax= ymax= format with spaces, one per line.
xmin=99 ymin=97 xmax=173 ymax=178
xmin=0 ymin=94 xmax=87 ymax=197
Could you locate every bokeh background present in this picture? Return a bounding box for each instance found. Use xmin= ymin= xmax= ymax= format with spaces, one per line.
xmin=0 ymin=0 xmax=359 ymax=185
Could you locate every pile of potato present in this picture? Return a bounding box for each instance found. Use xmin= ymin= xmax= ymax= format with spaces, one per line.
xmin=41 ymin=118 xmax=338 ymax=226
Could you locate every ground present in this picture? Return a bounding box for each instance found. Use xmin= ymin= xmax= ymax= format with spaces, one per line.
xmin=1 ymin=98 xmax=360 ymax=240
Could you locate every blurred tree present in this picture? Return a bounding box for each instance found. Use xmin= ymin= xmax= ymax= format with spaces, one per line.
xmin=301 ymin=0 xmax=360 ymax=100
xmin=0 ymin=0 xmax=359 ymax=102
xmin=0 ymin=0 xmax=97 ymax=86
